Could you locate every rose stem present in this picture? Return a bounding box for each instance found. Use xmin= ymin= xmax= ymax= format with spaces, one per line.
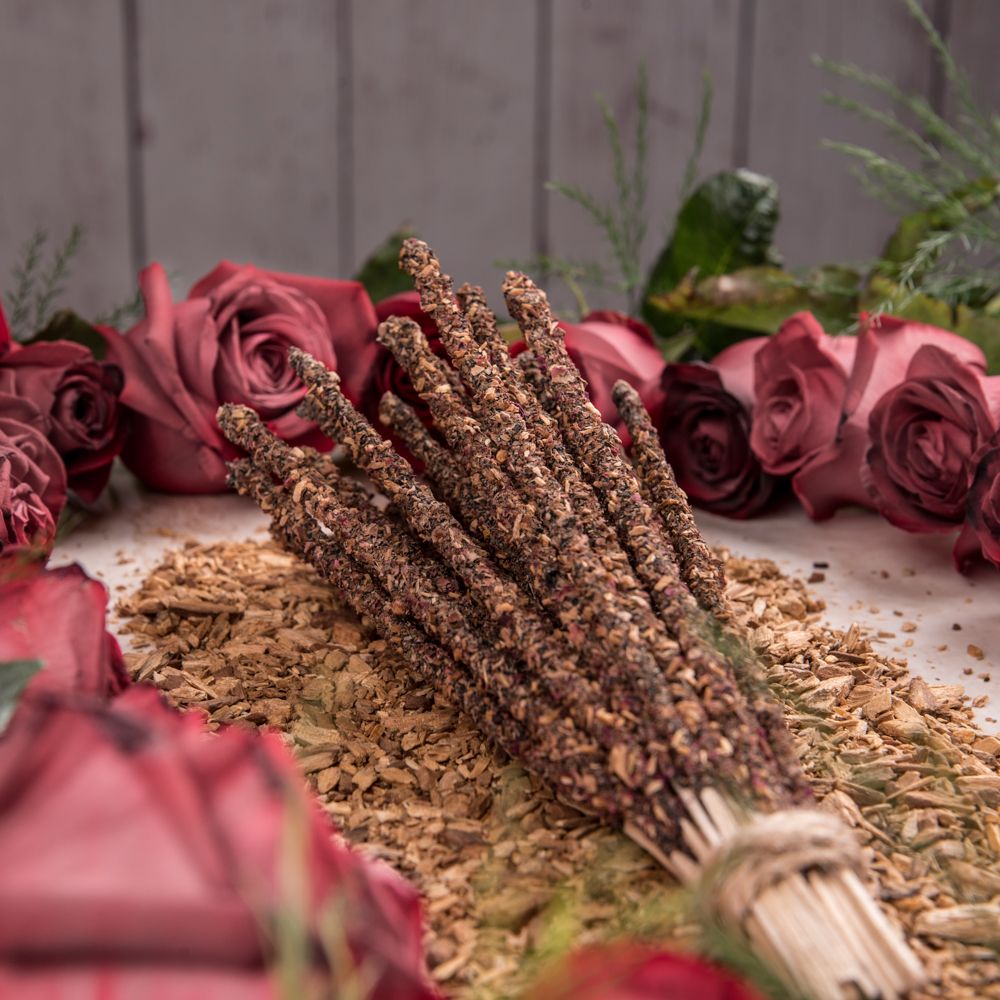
xmin=611 ymin=379 xmax=726 ymax=614
xmin=226 ymin=461 xmax=599 ymax=809
xmin=375 ymin=313 xmax=734 ymax=786
xmin=224 ymin=444 xmax=681 ymax=848
xmin=503 ymin=272 xmax=805 ymax=805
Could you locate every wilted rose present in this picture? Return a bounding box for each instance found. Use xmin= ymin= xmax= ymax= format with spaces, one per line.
xmin=0 ymin=685 xmax=437 ymax=999
xmin=105 ymin=262 xmax=377 ymax=493
xmin=863 ymin=344 xmax=1000 ymax=537
xmin=0 ymin=562 xmax=127 ymax=696
xmin=656 ymin=338 xmax=777 ymax=518
xmin=522 ymin=942 xmax=764 ymax=1000
xmin=0 ymin=395 xmax=67 ymax=560
xmin=0 ymin=341 xmax=124 ymax=502
xmin=793 ymin=314 xmax=987 ymax=519
xmin=749 ymin=312 xmax=857 ymax=477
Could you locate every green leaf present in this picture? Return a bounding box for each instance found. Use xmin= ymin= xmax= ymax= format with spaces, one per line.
xmin=642 ymin=169 xmax=782 ymax=339
xmin=26 ymin=309 xmax=108 ymax=360
xmin=646 ymin=265 xmax=860 ymax=354
xmin=353 ymin=227 xmax=418 ymax=304
xmin=880 ymin=176 xmax=1000 ymax=269
xmin=860 ymin=274 xmax=953 ymax=327
xmin=955 ymin=306 xmax=1000 ymax=375
xmin=0 ymin=659 xmax=42 ymax=734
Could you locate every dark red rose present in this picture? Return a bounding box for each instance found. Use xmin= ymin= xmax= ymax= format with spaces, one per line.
xmin=863 ymin=344 xmax=1000 ymax=541
xmin=362 ymin=290 xmax=448 ymax=422
xmin=0 ymin=303 xmax=10 ymax=352
xmin=955 ymin=443 xmax=1000 ymax=570
xmin=794 ymin=314 xmax=987 ymax=519
xmin=0 ymin=685 xmax=438 ymax=1000
xmin=512 ymin=312 xmax=664 ymax=432
xmin=0 ymin=395 xmax=67 ymax=560
xmin=0 ymin=562 xmax=128 ymax=696
xmin=104 ymin=262 xmax=378 ymax=493
xmin=656 ymin=340 xmax=776 ymax=518
xmin=522 ymin=942 xmax=765 ymax=1000
xmin=0 ymin=340 xmax=124 ymax=502
xmin=749 ymin=312 xmax=857 ymax=478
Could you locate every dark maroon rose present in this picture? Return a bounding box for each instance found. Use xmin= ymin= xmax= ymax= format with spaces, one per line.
xmin=656 ymin=344 xmax=776 ymax=518
xmin=955 ymin=443 xmax=1000 ymax=571
xmin=0 ymin=341 xmax=124 ymax=502
xmin=0 ymin=395 xmax=67 ymax=560
xmin=863 ymin=345 xmax=1000 ymax=536
xmin=363 ymin=290 xmax=447 ymax=423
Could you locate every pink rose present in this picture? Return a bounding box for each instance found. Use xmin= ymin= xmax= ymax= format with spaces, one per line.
xmin=0 ymin=340 xmax=124 ymax=502
xmin=105 ymin=262 xmax=377 ymax=493
xmin=749 ymin=312 xmax=857 ymax=477
xmin=523 ymin=942 xmax=764 ymax=1000
xmin=0 ymin=685 xmax=437 ymax=999
xmin=656 ymin=340 xmax=777 ymax=518
xmin=0 ymin=395 xmax=67 ymax=561
xmin=957 ymin=443 xmax=1000 ymax=570
xmin=512 ymin=311 xmax=665 ymax=430
xmin=863 ymin=344 xmax=1000 ymax=537
xmin=794 ymin=315 xmax=987 ymax=519
xmin=0 ymin=562 xmax=128 ymax=696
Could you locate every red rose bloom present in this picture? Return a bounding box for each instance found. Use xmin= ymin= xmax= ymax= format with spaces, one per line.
xmin=0 ymin=562 xmax=128 ymax=695
xmin=0 ymin=395 xmax=67 ymax=561
xmin=749 ymin=312 xmax=857 ymax=477
xmin=510 ymin=311 xmax=664 ymax=438
xmin=863 ymin=344 xmax=1000 ymax=537
xmin=793 ymin=314 xmax=987 ymax=519
xmin=523 ymin=942 xmax=764 ymax=1000
xmin=0 ymin=340 xmax=124 ymax=502
xmin=956 ymin=443 xmax=1000 ymax=570
xmin=656 ymin=338 xmax=777 ymax=518
xmin=105 ymin=262 xmax=377 ymax=493
xmin=0 ymin=685 xmax=437 ymax=999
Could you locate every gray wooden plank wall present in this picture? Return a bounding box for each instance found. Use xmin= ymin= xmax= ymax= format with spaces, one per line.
xmin=1 ymin=0 xmax=997 ymax=321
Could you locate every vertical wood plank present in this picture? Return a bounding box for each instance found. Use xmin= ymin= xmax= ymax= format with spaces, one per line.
xmin=941 ymin=0 xmax=1000 ymax=128
xmin=746 ymin=0 xmax=935 ymax=269
xmin=138 ymin=0 xmax=340 ymax=289
xmin=0 ymin=0 xmax=132 ymax=321
xmin=351 ymin=0 xmax=537 ymax=300
xmin=547 ymin=0 xmax=743 ymax=313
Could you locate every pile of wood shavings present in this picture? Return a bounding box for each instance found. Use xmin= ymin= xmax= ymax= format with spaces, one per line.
xmin=120 ymin=539 xmax=1000 ymax=999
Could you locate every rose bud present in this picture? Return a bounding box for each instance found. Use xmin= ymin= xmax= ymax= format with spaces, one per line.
xmin=0 ymin=562 xmax=128 ymax=696
xmin=655 ymin=338 xmax=777 ymax=518
xmin=104 ymin=262 xmax=378 ymax=493
xmin=749 ymin=312 xmax=857 ymax=478
xmin=793 ymin=314 xmax=987 ymax=519
xmin=522 ymin=942 xmax=764 ymax=1000
xmin=511 ymin=311 xmax=665 ymax=436
xmin=955 ymin=442 xmax=1000 ymax=571
xmin=0 ymin=341 xmax=125 ymax=502
xmin=863 ymin=344 xmax=999 ymax=537
xmin=0 ymin=395 xmax=67 ymax=561
xmin=0 ymin=685 xmax=438 ymax=1000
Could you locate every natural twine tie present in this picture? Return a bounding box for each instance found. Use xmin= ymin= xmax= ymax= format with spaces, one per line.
xmin=698 ymin=809 xmax=864 ymax=925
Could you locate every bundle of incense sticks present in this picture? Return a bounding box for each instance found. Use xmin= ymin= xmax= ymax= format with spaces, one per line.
xmin=218 ymin=240 xmax=923 ymax=1000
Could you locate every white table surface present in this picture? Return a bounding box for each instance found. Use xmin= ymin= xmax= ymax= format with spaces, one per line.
xmin=51 ymin=468 xmax=1000 ymax=734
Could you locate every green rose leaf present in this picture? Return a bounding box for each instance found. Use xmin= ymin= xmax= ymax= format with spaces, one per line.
xmin=27 ymin=310 xmax=108 ymax=360
xmin=0 ymin=659 xmax=42 ymax=734
xmin=646 ymin=265 xmax=859 ymax=356
xmin=354 ymin=227 xmax=418 ymax=304
xmin=642 ymin=169 xmax=782 ymax=342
